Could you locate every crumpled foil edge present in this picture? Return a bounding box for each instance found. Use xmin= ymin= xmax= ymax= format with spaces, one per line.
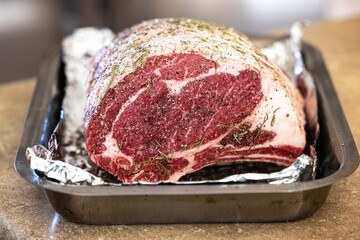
xmin=26 ymin=145 xmax=105 ymax=186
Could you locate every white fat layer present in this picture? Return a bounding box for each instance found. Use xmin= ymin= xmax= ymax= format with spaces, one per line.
xmin=128 ymin=171 xmax=145 ymax=181
xmin=101 ymin=133 xmax=133 ymax=165
xmin=217 ymin=154 xmax=290 ymax=161
xmin=173 ymin=132 xmax=229 ymax=159
xmin=225 ymin=158 xmax=290 ymax=166
xmin=162 ymin=62 xmax=244 ymax=95
xmin=167 ymin=155 xmax=196 ymax=181
xmin=113 ymin=88 xmax=145 ymax=122
xmin=243 ymin=72 xmax=305 ymax=149
xmin=163 ymin=80 xmax=190 ymax=95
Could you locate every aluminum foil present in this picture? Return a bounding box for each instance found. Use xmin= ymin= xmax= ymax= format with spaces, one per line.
xmin=26 ymin=145 xmax=105 ymax=185
xmin=262 ymin=21 xmax=319 ymax=144
xmin=26 ymin=22 xmax=318 ymax=186
xmin=26 ymin=145 xmax=315 ymax=185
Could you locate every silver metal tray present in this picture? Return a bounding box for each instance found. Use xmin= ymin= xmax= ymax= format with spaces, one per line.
xmin=14 ymin=42 xmax=359 ymax=224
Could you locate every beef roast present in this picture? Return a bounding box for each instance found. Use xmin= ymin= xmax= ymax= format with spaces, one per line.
xmin=84 ymin=19 xmax=306 ymax=182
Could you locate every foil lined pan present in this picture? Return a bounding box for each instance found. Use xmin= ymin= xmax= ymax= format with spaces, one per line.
xmin=25 ymin=22 xmax=318 ymax=186
xmin=26 ymin=145 xmax=316 ymax=186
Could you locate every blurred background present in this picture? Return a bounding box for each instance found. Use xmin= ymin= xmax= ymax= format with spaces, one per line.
xmin=1 ymin=0 xmax=360 ymax=83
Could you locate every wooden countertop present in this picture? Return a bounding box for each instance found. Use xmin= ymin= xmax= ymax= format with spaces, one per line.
xmin=0 ymin=17 xmax=359 ymax=239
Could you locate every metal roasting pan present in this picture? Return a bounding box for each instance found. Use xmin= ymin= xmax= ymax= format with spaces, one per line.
xmin=14 ymin=40 xmax=359 ymax=224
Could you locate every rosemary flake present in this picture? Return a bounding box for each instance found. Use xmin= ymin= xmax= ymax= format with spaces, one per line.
xmin=158 ymin=150 xmax=169 ymax=162
xmin=170 ymin=149 xmax=175 ymax=160
xmin=104 ymin=64 xmax=118 ymax=94
xmin=195 ymin=135 xmax=206 ymax=148
xmin=248 ymin=142 xmax=254 ymax=151
xmin=205 ymin=64 xmax=209 ymax=73
xmin=155 ymin=139 xmax=162 ymax=147
xmin=252 ymin=55 xmax=263 ymax=77
xmin=179 ymin=144 xmax=189 ymax=151
xmin=256 ymin=113 xmax=269 ymax=138
xmin=156 ymin=162 xmax=171 ymax=177
xmin=217 ymin=124 xmax=240 ymax=130
xmin=233 ymin=133 xmax=241 ymax=144
xmin=271 ymin=107 xmax=281 ymax=126
xmin=217 ymin=124 xmax=232 ymax=129
xmin=231 ymin=45 xmax=245 ymax=55
xmin=134 ymin=51 xmax=149 ymax=67
xmin=120 ymin=61 xmax=129 ymax=75
xmin=119 ymin=142 xmax=123 ymax=151
xmin=132 ymin=168 xmax=143 ymax=174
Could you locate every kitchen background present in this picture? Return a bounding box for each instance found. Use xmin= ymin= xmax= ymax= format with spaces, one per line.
xmin=0 ymin=0 xmax=359 ymax=84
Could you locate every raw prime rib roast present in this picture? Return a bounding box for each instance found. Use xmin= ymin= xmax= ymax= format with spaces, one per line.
xmin=84 ymin=19 xmax=306 ymax=182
